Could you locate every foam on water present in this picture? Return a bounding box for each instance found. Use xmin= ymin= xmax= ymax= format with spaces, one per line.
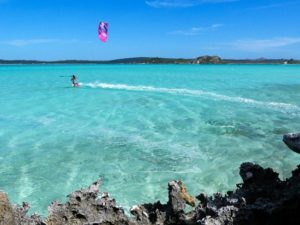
xmin=81 ymin=82 xmax=300 ymax=114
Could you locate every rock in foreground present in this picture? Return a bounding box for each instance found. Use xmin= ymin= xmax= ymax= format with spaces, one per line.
xmin=1 ymin=162 xmax=300 ymax=225
xmin=283 ymin=132 xmax=300 ymax=153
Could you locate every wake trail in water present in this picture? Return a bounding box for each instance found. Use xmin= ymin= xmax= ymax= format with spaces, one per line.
xmin=81 ymin=82 xmax=300 ymax=114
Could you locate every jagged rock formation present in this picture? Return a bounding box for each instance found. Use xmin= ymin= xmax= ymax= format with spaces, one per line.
xmin=1 ymin=162 xmax=300 ymax=225
xmin=46 ymin=180 xmax=130 ymax=225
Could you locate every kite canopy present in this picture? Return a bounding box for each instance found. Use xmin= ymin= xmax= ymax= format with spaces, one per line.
xmin=98 ymin=22 xmax=108 ymax=42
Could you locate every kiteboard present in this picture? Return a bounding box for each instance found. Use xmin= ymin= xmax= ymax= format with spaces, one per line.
xmin=73 ymin=82 xmax=80 ymax=87
xmin=283 ymin=132 xmax=300 ymax=154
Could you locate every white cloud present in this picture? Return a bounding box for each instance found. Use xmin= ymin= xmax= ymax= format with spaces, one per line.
xmin=231 ymin=37 xmax=300 ymax=51
xmin=146 ymin=0 xmax=238 ymax=8
xmin=249 ymin=3 xmax=286 ymax=10
xmin=0 ymin=39 xmax=79 ymax=47
xmin=249 ymin=1 xmax=300 ymax=10
xmin=169 ymin=24 xmax=223 ymax=35
xmin=211 ymin=24 xmax=223 ymax=28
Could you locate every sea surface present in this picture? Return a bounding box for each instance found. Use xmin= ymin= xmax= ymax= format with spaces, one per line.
xmin=0 ymin=64 xmax=300 ymax=215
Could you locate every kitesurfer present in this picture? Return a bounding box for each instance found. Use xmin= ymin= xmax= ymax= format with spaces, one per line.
xmin=71 ymin=75 xmax=79 ymax=87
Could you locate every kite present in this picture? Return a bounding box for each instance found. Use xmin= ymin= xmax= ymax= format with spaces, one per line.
xmin=98 ymin=22 xmax=108 ymax=42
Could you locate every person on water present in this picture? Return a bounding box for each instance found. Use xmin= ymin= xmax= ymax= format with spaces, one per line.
xmin=71 ymin=75 xmax=79 ymax=87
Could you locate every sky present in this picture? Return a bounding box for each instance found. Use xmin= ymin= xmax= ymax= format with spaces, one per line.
xmin=0 ymin=0 xmax=300 ymax=60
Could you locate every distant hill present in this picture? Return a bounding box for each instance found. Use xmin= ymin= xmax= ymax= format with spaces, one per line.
xmin=0 ymin=56 xmax=299 ymax=65
xmin=0 ymin=57 xmax=191 ymax=65
xmin=191 ymin=55 xmax=222 ymax=64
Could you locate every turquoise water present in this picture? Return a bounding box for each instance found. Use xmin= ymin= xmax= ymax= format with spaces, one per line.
xmin=0 ymin=64 xmax=300 ymax=215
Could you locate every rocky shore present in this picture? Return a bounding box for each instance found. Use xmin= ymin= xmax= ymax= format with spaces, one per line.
xmin=1 ymin=161 xmax=300 ymax=225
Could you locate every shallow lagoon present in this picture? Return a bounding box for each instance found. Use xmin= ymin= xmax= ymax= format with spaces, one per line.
xmin=0 ymin=64 xmax=300 ymax=215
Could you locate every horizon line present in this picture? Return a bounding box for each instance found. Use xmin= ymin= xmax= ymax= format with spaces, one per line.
xmin=0 ymin=56 xmax=299 ymax=62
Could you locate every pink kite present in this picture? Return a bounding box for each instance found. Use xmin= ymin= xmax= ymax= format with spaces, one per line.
xmin=98 ymin=22 xmax=108 ymax=42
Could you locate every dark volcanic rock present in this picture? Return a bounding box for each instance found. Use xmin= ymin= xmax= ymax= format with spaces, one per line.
xmin=190 ymin=162 xmax=300 ymax=225
xmin=283 ymin=132 xmax=300 ymax=153
xmin=231 ymin=162 xmax=300 ymax=225
xmin=46 ymin=180 xmax=130 ymax=225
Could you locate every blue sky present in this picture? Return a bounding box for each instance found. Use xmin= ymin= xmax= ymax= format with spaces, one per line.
xmin=0 ymin=0 xmax=300 ymax=60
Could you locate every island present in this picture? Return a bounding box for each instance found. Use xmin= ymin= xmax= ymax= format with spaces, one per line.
xmin=0 ymin=56 xmax=299 ymax=65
